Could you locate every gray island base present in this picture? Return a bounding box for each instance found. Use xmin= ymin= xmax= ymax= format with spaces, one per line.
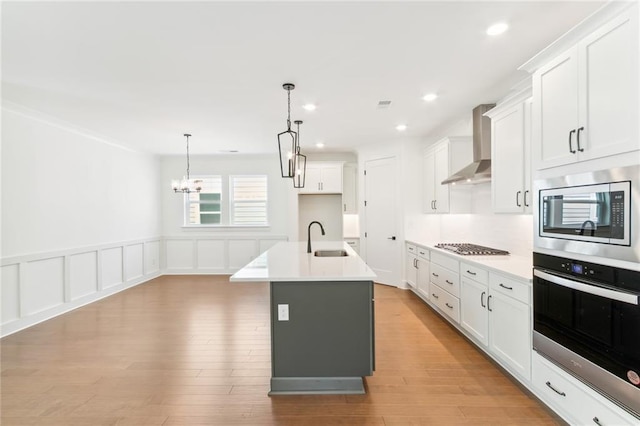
xmin=269 ymin=280 xmax=375 ymax=395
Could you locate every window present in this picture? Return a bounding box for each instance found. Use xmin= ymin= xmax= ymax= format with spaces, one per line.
xmin=186 ymin=176 xmax=222 ymax=225
xmin=230 ymin=175 xmax=268 ymax=225
xmin=183 ymin=175 xmax=268 ymax=227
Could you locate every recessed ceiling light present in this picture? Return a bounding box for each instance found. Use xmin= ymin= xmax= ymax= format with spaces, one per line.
xmin=487 ymin=22 xmax=509 ymax=36
xmin=423 ymin=93 xmax=438 ymax=102
xmin=316 ymin=142 xmax=325 ymax=148
xmin=396 ymin=124 xmax=407 ymax=132
xmin=302 ymin=103 xmax=316 ymax=111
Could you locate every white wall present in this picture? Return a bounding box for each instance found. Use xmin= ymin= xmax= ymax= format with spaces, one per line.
xmin=160 ymin=154 xmax=291 ymax=273
xmin=1 ymin=104 xmax=162 ymax=336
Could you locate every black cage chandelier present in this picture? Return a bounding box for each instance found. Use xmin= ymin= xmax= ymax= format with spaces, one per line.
xmin=277 ymin=83 xmax=307 ymax=188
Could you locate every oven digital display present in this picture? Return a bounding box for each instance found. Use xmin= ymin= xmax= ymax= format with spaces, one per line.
xmin=571 ymin=263 xmax=583 ymax=274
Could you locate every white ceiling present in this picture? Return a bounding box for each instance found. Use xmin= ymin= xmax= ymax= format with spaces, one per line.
xmin=2 ymin=1 xmax=605 ymax=155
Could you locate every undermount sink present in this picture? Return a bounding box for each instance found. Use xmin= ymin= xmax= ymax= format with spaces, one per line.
xmin=314 ymin=249 xmax=349 ymax=257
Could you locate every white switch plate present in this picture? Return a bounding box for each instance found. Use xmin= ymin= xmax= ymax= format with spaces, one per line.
xmin=277 ymin=304 xmax=289 ymax=321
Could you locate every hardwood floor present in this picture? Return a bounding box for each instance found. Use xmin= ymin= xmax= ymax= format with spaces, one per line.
xmin=1 ymin=275 xmax=562 ymax=425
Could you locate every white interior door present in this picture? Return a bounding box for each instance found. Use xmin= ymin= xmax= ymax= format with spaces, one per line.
xmin=364 ymin=157 xmax=399 ymax=286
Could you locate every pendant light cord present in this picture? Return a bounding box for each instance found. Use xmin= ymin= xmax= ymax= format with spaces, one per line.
xmin=286 ymin=87 xmax=292 ymax=131
xmin=185 ymin=134 xmax=191 ymax=180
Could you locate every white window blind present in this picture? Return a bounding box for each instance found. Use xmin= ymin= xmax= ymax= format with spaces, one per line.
xmin=186 ymin=176 xmax=223 ymax=225
xmin=230 ymin=175 xmax=268 ymax=225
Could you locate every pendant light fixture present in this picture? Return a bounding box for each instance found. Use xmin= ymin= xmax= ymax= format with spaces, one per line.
xmin=277 ymin=83 xmax=298 ymax=178
xmin=171 ymin=133 xmax=202 ymax=193
xmin=292 ymin=120 xmax=307 ymax=188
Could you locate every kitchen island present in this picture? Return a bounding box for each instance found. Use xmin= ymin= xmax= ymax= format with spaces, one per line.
xmin=230 ymin=241 xmax=376 ymax=395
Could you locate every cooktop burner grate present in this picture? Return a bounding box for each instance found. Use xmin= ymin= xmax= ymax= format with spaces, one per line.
xmin=434 ymin=243 xmax=510 ymax=256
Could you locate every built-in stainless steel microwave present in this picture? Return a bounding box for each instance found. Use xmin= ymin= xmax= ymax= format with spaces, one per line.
xmin=539 ymin=181 xmax=630 ymax=245
xmin=534 ymin=165 xmax=639 ymax=265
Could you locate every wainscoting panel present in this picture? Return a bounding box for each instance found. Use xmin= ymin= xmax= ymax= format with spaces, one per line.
xmin=24 ymin=257 xmax=65 ymax=316
xmin=125 ymin=243 xmax=144 ymax=281
xmin=1 ymin=264 xmax=20 ymax=324
xmin=163 ymin=235 xmax=288 ymax=274
xmin=69 ymin=252 xmax=98 ymax=301
xmin=102 ymin=247 xmax=123 ymax=288
xmin=196 ymin=240 xmax=225 ymax=271
xmin=1 ymin=238 xmax=162 ymax=337
xmin=165 ymin=239 xmax=195 ymax=270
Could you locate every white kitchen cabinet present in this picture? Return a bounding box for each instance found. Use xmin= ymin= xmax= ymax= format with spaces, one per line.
xmin=429 ymin=252 xmax=460 ymax=324
xmin=342 ymin=163 xmax=357 ymax=213
xmin=533 ymin=352 xmax=638 ymax=425
xmin=422 ymin=137 xmax=472 ymax=214
xmin=415 ymin=247 xmax=430 ymax=300
xmin=532 ymin=7 xmax=639 ymax=170
xmin=299 ymin=162 xmax=343 ymax=194
xmin=405 ymin=244 xmax=417 ymax=288
xmin=344 ymin=238 xmax=360 ymax=254
xmin=460 ymin=267 xmax=531 ymax=380
xmin=487 ymin=90 xmax=533 ymax=213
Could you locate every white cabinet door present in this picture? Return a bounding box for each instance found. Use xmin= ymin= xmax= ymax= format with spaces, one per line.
xmin=416 ymin=258 xmax=430 ymax=300
xmin=533 ymin=47 xmax=579 ymax=169
xmin=492 ymin=104 xmax=526 ymax=213
xmin=488 ymin=290 xmax=531 ymax=380
xmin=342 ymin=163 xmax=357 ymax=213
xmin=422 ymin=150 xmax=436 ymax=213
xmin=434 ymin=144 xmax=450 ymax=213
xmin=302 ymin=164 xmax=323 ymax=193
xmin=460 ymin=278 xmax=489 ymax=346
xmin=320 ymin=163 xmax=343 ymax=193
xmin=406 ymin=252 xmax=417 ymax=288
xmin=578 ymin=9 xmax=639 ymax=162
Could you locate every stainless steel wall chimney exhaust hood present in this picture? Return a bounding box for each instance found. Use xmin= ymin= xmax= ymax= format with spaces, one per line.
xmin=442 ymin=104 xmax=495 ymax=185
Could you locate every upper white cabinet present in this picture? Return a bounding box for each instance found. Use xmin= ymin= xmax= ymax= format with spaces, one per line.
xmin=299 ymin=162 xmax=343 ymax=194
xmin=423 ymin=137 xmax=472 ymax=214
xmin=532 ymin=7 xmax=638 ymax=170
xmin=342 ymin=163 xmax=358 ymax=213
xmin=487 ymin=90 xmax=533 ymax=213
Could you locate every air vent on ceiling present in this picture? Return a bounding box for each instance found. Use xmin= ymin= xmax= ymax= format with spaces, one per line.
xmin=377 ymin=100 xmax=392 ymax=108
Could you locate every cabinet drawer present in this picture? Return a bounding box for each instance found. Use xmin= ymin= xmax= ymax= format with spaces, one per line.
xmin=416 ymin=246 xmax=429 ymax=260
xmin=431 ymin=251 xmax=459 ymax=272
xmin=407 ymin=244 xmax=416 ymax=254
xmin=431 ymin=284 xmax=460 ymax=324
xmin=461 ymin=263 xmax=488 ymax=285
xmin=533 ymin=353 xmax=635 ymax=425
xmin=430 ymin=263 xmax=460 ymax=297
xmin=490 ymin=273 xmax=530 ymax=304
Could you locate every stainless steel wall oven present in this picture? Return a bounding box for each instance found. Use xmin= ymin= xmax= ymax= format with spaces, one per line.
xmin=533 ymin=252 xmax=640 ymax=417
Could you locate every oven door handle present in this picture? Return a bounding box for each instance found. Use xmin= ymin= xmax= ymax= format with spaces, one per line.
xmin=534 ymin=269 xmax=638 ymax=305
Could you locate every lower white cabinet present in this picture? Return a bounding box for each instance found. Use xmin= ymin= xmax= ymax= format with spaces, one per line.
xmin=416 ymin=248 xmax=430 ymax=299
xmin=460 ymin=267 xmax=531 ymax=380
xmin=533 ymin=352 xmax=637 ymax=425
xmin=429 ymin=252 xmax=460 ymax=324
xmin=405 ymin=244 xmax=417 ymax=288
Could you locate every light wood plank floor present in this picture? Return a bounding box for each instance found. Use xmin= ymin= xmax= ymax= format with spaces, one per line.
xmin=1 ymin=275 xmax=562 ymax=425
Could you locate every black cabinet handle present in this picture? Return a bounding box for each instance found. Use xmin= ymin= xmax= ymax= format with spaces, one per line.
xmin=546 ymin=381 xmax=566 ymax=397
xmin=466 ymin=270 xmax=476 ymax=276
xmin=487 ymin=295 xmax=493 ymax=312
xmin=524 ymin=190 xmax=530 ymax=207
xmin=481 ymin=291 xmax=486 ymax=308
xmin=445 ymin=303 xmax=453 ymax=309
xmin=592 ymin=417 xmax=602 ymax=426
xmin=577 ymin=126 xmax=585 ymax=152
xmin=569 ymin=129 xmax=577 ymax=153
xmin=432 ymin=272 xmax=439 ymax=277
xmin=516 ymin=190 xmax=522 ymax=207
xmin=432 ymin=293 xmax=439 ymax=299
xmin=499 ymin=283 xmax=513 ymax=290
xmin=445 ymin=280 xmax=453 ymax=285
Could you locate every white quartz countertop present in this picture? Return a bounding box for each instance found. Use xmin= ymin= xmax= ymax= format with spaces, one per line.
xmin=230 ymin=241 xmax=377 ymax=282
xmin=407 ymin=240 xmax=533 ymax=282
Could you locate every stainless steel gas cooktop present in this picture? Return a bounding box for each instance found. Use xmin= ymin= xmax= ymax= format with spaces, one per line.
xmin=434 ymin=243 xmax=510 ymax=256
